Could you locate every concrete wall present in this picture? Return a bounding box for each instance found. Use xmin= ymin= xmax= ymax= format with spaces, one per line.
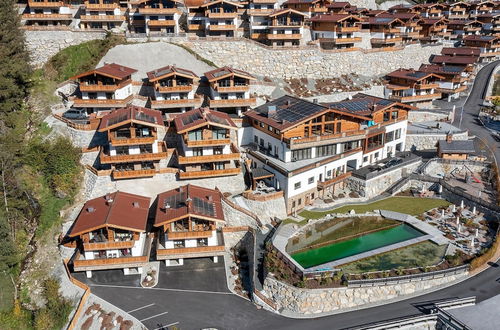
xmin=25 ymin=30 xmax=106 ymax=68
xmin=179 ymin=40 xmax=443 ymax=79
xmin=263 ymin=273 xmax=467 ymax=316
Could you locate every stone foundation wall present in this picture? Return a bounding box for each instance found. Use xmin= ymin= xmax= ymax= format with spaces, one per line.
xmin=263 ymin=273 xmax=467 ymax=315
xmin=222 ymin=201 xmax=261 ymax=229
xmin=180 ymin=40 xmax=443 ymax=79
xmin=346 ymin=161 xmax=421 ymax=198
xmin=243 ymin=197 xmax=288 ymax=222
xmin=25 ymin=30 xmax=106 ymax=68
xmin=405 ymin=132 xmax=468 ymax=151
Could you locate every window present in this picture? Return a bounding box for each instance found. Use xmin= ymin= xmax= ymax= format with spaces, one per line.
xmin=385 ymin=131 xmax=395 ymax=142
xmin=214 ymin=162 xmax=224 ymax=170
xmin=254 ymin=135 xmax=258 ymax=144
xmin=395 ymin=129 xmax=402 ymax=140
xmin=197 ymin=238 xmax=208 ymax=246
xmin=294 ymin=182 xmax=301 ymax=190
xmin=327 ymin=170 xmax=332 ymax=177
xmin=260 ymin=122 xmax=265 ymax=128
xmin=375 ymin=152 xmax=379 ymax=159
xmin=259 ymin=138 xmax=264 ymax=147
xmin=363 ymin=156 xmax=368 ymax=162
xmin=189 ymin=129 xmax=202 ymax=141
xmin=212 ymin=128 xmax=226 ymax=139
xmin=268 ymin=125 xmax=273 ymax=132
xmin=213 ymin=146 xmax=223 ymax=155
xmin=317 ymin=144 xmax=336 ymax=157
xmin=174 ymin=240 xmax=185 ymax=248
xmin=267 ymin=142 xmax=272 ymax=151
xmin=292 ymin=148 xmax=312 ymax=161
xmin=193 ymin=148 xmax=203 ymax=156
xmin=308 ymin=177 xmax=314 ymax=184
xmin=298 ymin=198 xmax=302 ymax=205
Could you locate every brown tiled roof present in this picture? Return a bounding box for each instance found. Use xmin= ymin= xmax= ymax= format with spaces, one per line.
xmin=420 ymin=18 xmax=447 ymax=25
xmin=419 ymin=63 xmax=466 ymax=76
xmin=365 ymin=9 xmax=387 ymax=17
xmin=386 ymin=68 xmax=441 ymax=81
xmin=441 ymin=47 xmax=481 ymax=56
xmin=368 ymin=16 xmax=403 ymax=25
xmin=98 ymin=106 xmax=164 ymax=131
xmin=463 ymin=34 xmax=498 ymax=42
xmin=146 ymin=65 xmax=198 ymax=81
xmin=70 ymin=192 xmax=150 ymax=237
xmin=326 ymin=1 xmax=350 ymax=9
xmin=378 ymin=12 xmax=421 ymax=21
xmin=310 ymin=13 xmax=360 ymax=23
xmin=184 ymin=0 xmax=206 ymax=7
xmin=430 ymin=55 xmax=478 ymax=65
xmin=324 ymin=93 xmax=414 ymax=118
xmin=72 ymin=63 xmax=137 ymax=80
xmin=447 ymin=19 xmax=482 ymax=26
xmin=204 ymin=66 xmax=255 ymax=81
xmin=154 ymin=184 xmax=225 ymax=227
xmin=173 ymin=107 xmax=236 ymax=133
xmin=284 ymin=0 xmax=327 ymax=4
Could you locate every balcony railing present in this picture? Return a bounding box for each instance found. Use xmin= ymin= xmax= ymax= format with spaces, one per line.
xmin=338 ymin=26 xmax=360 ymax=33
xmin=100 ymin=142 xmax=167 ymax=164
xmin=437 ymin=85 xmax=467 ymax=94
xmin=148 ymin=19 xmax=176 ymax=27
xmin=371 ymin=37 xmax=403 ymax=44
xmin=84 ymin=3 xmax=119 ymax=10
xmin=79 ymin=15 xmax=125 ymax=21
xmin=207 ymin=12 xmax=237 ymax=19
xmin=112 ymin=168 xmax=157 ymax=179
xmin=251 ymin=32 xmax=267 ymax=39
xmin=79 ymin=79 xmax=131 ymax=92
xmin=179 ymin=167 xmax=240 ymax=179
xmin=22 ymin=13 xmax=72 ymax=20
xmin=317 ymin=172 xmax=352 ymax=189
xmin=188 ymin=24 xmax=204 ymax=30
xmin=247 ymin=9 xmax=274 ymax=15
xmin=110 ymin=136 xmax=156 ymax=146
xmin=167 ymin=230 xmax=213 ymax=240
xmin=72 ymin=94 xmax=133 ymax=107
xmin=208 ymin=97 xmax=256 ymax=107
xmin=214 ymin=85 xmax=249 ymax=92
xmin=28 ymin=1 xmax=64 ymax=7
xmin=416 ymin=83 xmax=439 ymax=89
xmin=267 ymin=33 xmax=301 ymax=40
xmin=139 ymin=8 xmax=179 ymax=15
xmin=389 ymin=92 xmax=442 ymax=102
xmin=157 ymin=85 xmax=193 ymax=93
xmin=73 ymin=252 xmax=148 ymax=270
xmin=157 ymin=245 xmax=225 ymax=256
xmin=150 ymin=97 xmax=203 ymax=109
xmin=320 ymin=37 xmax=362 ymax=44
xmin=83 ymin=240 xmax=135 ymax=251
xmin=185 ymin=138 xmax=230 ymax=147
xmin=177 ymin=151 xmax=240 ymax=164
xmin=208 ymin=24 xmax=236 ymax=31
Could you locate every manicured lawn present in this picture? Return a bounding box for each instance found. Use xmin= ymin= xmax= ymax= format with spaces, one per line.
xmin=281 ymin=218 xmax=309 ymax=227
xmin=341 ymin=241 xmax=447 ymax=273
xmin=299 ymin=197 xmax=450 ymax=219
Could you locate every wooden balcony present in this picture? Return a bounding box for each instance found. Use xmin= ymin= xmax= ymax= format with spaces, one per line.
xmin=208 ymin=97 xmax=256 ymax=108
xmin=214 ymin=85 xmax=249 ymax=92
xmin=208 ymin=24 xmax=236 ymax=31
xmin=84 ymin=3 xmax=119 ymax=10
xmin=112 ymin=168 xmax=157 ymax=179
xmin=248 ymin=8 xmax=274 ymax=15
xmin=157 ymin=85 xmax=193 ymax=93
xmin=79 ymin=79 xmax=131 ymax=92
xmin=321 ymin=37 xmax=361 ymax=44
xmin=177 ymin=151 xmax=240 ymax=165
xmin=251 ymin=32 xmax=267 ymax=39
xmin=389 ymin=92 xmax=441 ymax=102
xmin=72 ymin=95 xmax=133 ymax=108
xmin=448 ymin=13 xmax=468 ymax=19
xmin=416 ymin=83 xmax=439 ymax=89
xmin=267 ymin=33 xmax=301 ymax=40
xmin=437 ymin=85 xmax=467 ymax=94
xmin=100 ymin=142 xmax=168 ymax=164
xmin=139 ymin=8 xmax=179 ymax=15
xmin=22 ymin=13 xmax=72 ymax=20
xmin=110 ymin=136 xmax=156 ymax=146
xmin=480 ymin=51 xmax=500 ymax=57
xmin=79 ymin=15 xmax=125 ymax=22
xmin=402 ymin=31 xmax=421 ymax=38
xmin=148 ymin=19 xmax=176 ymax=27
xmin=73 ymin=250 xmax=148 ymax=271
xmin=156 ymin=245 xmax=225 ymax=259
xmin=167 ymin=230 xmax=213 ymax=240
xmin=83 ymin=240 xmax=135 ymax=251
xmin=28 ymin=1 xmax=64 ymax=7
xmin=338 ymin=26 xmax=360 ymax=33
xmin=371 ymin=37 xmax=403 ymax=44
xmin=150 ymin=97 xmax=203 ymax=109
xmin=207 ymin=12 xmax=237 ymax=19
xmin=185 ymin=138 xmax=230 ymax=148
xmin=188 ymin=24 xmax=204 ymax=30
xmin=179 ymin=167 xmax=240 ymax=179
xmin=317 ymin=172 xmax=352 ymax=189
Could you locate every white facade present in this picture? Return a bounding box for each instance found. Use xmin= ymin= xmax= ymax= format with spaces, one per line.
xmin=83 ymin=232 xmax=146 ymax=261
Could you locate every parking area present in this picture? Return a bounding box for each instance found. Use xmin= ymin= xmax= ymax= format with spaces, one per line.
xmin=73 ymin=258 xmax=231 ymax=329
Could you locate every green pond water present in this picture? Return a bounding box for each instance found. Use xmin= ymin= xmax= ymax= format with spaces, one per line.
xmin=291 ymin=224 xmax=425 ymax=269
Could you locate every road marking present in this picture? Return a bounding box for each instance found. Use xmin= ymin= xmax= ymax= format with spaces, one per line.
xmin=152 ymin=321 xmax=179 ymax=330
xmin=139 ymin=311 xmax=169 ymax=322
xmin=126 ymin=303 xmax=155 ymax=313
xmin=90 ymin=283 xmax=233 ymax=295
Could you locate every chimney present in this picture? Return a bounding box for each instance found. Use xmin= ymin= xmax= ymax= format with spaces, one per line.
xmin=133 ymin=202 xmax=140 ymax=208
xmin=446 ymin=132 xmax=453 ymax=143
xmin=286 ymin=100 xmax=291 ymax=106
xmin=178 ymin=187 xmax=184 ymax=193
xmin=267 ymin=105 xmax=277 ymax=117
xmin=207 ymin=195 xmax=213 ymax=201
xmin=348 ymin=95 xmax=353 ymax=100
xmin=313 ymin=98 xmax=318 ymax=104
xmin=87 ymin=207 xmax=95 ymax=213
xmin=105 ymin=194 xmax=113 ymax=204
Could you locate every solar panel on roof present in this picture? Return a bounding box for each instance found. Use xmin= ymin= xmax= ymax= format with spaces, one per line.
xmin=136 ymin=112 xmax=157 ymax=124
xmin=164 ymin=192 xmax=186 ymax=209
xmin=212 ymin=69 xmax=231 ymax=78
xmin=154 ymin=67 xmax=173 ymax=78
xmin=207 ymin=113 xmax=229 ymax=126
xmin=193 ymin=197 xmax=215 ymax=217
xmin=108 ymin=113 xmax=128 ymax=127
xmin=176 ymin=68 xmax=195 ymax=77
xmin=181 ymin=112 xmax=202 ymax=126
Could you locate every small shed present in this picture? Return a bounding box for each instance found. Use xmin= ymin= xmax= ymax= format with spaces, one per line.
xmin=437 ymin=138 xmax=475 ymax=160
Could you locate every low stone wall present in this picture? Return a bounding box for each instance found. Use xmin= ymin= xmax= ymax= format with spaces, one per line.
xmin=263 ymin=273 xmax=467 ymax=315
xmin=25 ymin=30 xmax=106 ymax=68
xmin=180 ymin=40 xmax=443 ymax=79
xmin=405 ymin=131 xmax=468 ymax=151
xmin=346 ymin=161 xmax=421 ymax=198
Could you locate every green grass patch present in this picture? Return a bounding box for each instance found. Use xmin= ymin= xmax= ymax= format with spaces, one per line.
xmin=341 ymin=241 xmax=447 ymax=274
xmin=299 ymin=197 xmax=450 ymax=219
xmin=0 ymin=274 xmax=14 ymax=312
xmin=44 ymin=33 xmax=125 ymax=82
xmin=281 ymin=218 xmax=309 ymax=227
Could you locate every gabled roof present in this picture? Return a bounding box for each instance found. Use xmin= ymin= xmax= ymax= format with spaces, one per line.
xmin=204 ymin=66 xmax=255 ymax=82
xmin=365 ymin=9 xmax=387 ymax=17
xmin=449 ymin=1 xmax=473 ymax=8
xmin=310 ymin=13 xmax=361 ymax=23
xmin=447 ymin=19 xmax=483 ymax=26
xmin=368 ymin=16 xmax=404 ymax=25
xmin=284 ymin=0 xmax=330 ymax=5
xmin=378 ymin=12 xmax=421 ymax=21
xmin=438 ymin=139 xmax=475 ymax=154
xmin=174 ymin=107 xmax=237 ymax=133
xmin=200 ymin=0 xmax=244 ymax=8
xmin=268 ymin=8 xmax=309 ymax=17
xmin=98 ymin=106 xmax=164 ymax=132
xmin=463 ymin=34 xmax=499 ymax=42
xmin=326 ymin=1 xmax=350 ymax=9
xmin=420 ymin=17 xmax=448 ymax=25
xmin=154 ymin=184 xmax=225 ymax=227
xmin=69 ymin=192 xmax=150 ymax=237
xmin=441 ymin=47 xmax=481 ymax=56
xmin=419 ymin=63 xmax=467 ymax=75
xmin=430 ymin=55 xmax=478 ymax=65
xmin=386 ymin=68 xmax=444 ymax=81
xmin=184 ymin=0 xmax=206 ymax=7
xmin=146 ymin=65 xmax=198 ymax=82
xmin=72 ymin=63 xmax=137 ymax=81
xmin=324 ymin=93 xmax=415 ymax=118
xmin=244 ymin=95 xmax=328 ymax=131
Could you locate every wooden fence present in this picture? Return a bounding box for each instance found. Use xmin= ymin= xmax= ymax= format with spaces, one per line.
xmin=63 ymin=259 xmax=91 ymax=330
xmin=53 ymin=114 xmax=100 ymax=131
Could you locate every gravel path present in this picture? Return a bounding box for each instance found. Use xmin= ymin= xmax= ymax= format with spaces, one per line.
xmin=98 ymin=42 xmax=216 ymax=81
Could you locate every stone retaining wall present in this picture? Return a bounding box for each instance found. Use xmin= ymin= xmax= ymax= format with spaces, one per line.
xmin=180 ymin=40 xmax=443 ymax=79
xmin=25 ymin=30 xmax=106 ymax=68
xmin=408 ymin=110 xmax=452 ymax=123
xmin=405 ymin=131 xmax=468 ymax=151
xmin=263 ymin=273 xmax=466 ymax=315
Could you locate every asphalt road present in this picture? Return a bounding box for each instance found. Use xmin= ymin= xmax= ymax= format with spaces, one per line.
xmin=81 ymin=62 xmax=500 ymax=330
